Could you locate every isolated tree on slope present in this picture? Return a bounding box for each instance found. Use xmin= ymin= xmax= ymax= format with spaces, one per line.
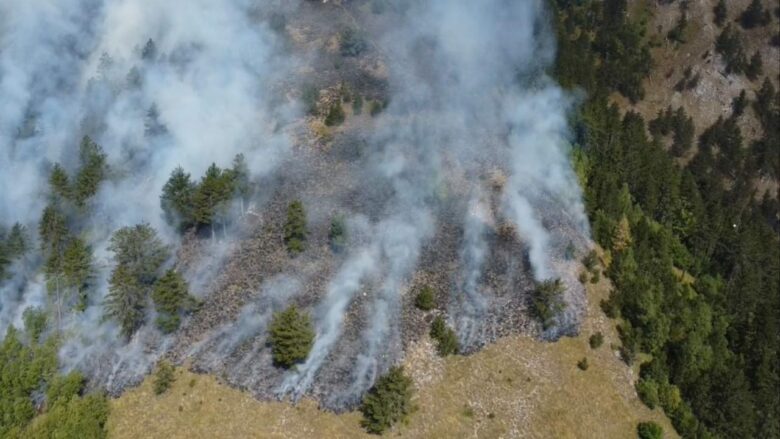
xmin=268 ymin=305 xmax=314 ymax=368
xmin=360 ymin=366 xmax=414 ymax=434
xmin=284 ymin=200 xmax=307 ymax=254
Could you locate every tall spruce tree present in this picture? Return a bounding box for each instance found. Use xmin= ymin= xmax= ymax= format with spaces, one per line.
xmin=192 ymin=163 xmax=233 ymax=239
xmin=160 ymin=166 xmax=196 ymax=231
xmin=72 ymin=136 xmax=107 ymax=207
xmin=61 ymin=238 xmax=93 ymax=311
xmin=104 ymin=224 xmax=169 ymax=337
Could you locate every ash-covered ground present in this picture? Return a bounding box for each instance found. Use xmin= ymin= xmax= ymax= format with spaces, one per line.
xmin=160 ymin=0 xmax=590 ymax=411
xmin=0 ymin=0 xmax=590 ymax=413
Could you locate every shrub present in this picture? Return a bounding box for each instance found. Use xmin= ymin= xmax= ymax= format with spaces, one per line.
xmin=329 ymin=215 xmax=347 ymax=252
xmin=530 ymin=279 xmax=565 ymax=329
xmin=714 ymin=0 xmax=727 ymax=27
xmin=268 ymin=305 xmax=314 ymax=368
xmin=154 ymin=361 xmax=175 ymax=395
xmin=369 ymin=100 xmax=383 ymax=117
xmin=353 ymin=95 xmax=363 ymax=115
xmin=590 ymin=270 xmax=601 ymax=283
xmin=637 ymin=421 xmax=663 ymax=439
xmin=284 ymin=200 xmax=307 ymax=254
xmin=324 ymin=102 xmax=345 ymax=126
xmin=740 ymin=0 xmax=770 ymax=29
xmin=589 ymin=332 xmax=604 ymax=349
xmin=582 ymin=250 xmax=598 ymax=272
xmin=430 ymin=316 xmax=459 ymax=356
xmin=414 ymin=286 xmax=435 ymax=311
xmin=636 ymin=379 xmax=660 ymax=409
xmin=577 ymin=357 xmax=589 ymax=371
xmin=340 ymin=28 xmax=367 ymax=57
xmin=360 ymin=366 xmax=414 ymax=434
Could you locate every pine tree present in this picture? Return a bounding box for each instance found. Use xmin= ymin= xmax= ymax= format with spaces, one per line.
xmin=5 ymin=223 xmax=28 ymax=258
xmin=746 ymin=51 xmax=763 ymax=81
xmin=530 ymin=279 xmax=565 ymax=329
xmin=108 ymin=224 xmax=169 ymax=286
xmin=430 ymin=316 xmax=459 ymax=356
xmin=38 ymin=205 xmax=68 ymax=256
xmin=284 ymin=200 xmax=307 ymax=254
xmin=72 ymin=136 xmax=107 ymax=206
xmin=714 ymin=0 xmax=727 ymax=27
xmin=48 ymin=163 xmax=71 ymax=201
xmin=104 ymin=265 xmax=145 ymax=338
xmin=612 ymin=215 xmax=632 ymax=252
xmin=360 ymin=366 xmax=414 ymax=434
xmin=141 ymin=38 xmax=157 ymax=60
xmin=268 ymin=305 xmax=314 ymax=368
xmin=160 ymin=166 xmax=196 ymax=230
xmin=324 ymin=102 xmax=345 ymax=126
xmin=192 ymin=163 xmax=233 ymax=238
xmin=414 ymin=285 xmax=435 ymax=311
xmin=231 ymin=154 xmax=251 ymax=214
xmin=144 ymin=104 xmax=167 ymax=137
xmin=61 ymin=238 xmax=92 ymax=310
xmin=328 ymin=215 xmax=346 ymax=252
xmin=740 ymin=0 xmax=769 ymax=29
xmin=152 ymin=269 xmax=198 ymax=333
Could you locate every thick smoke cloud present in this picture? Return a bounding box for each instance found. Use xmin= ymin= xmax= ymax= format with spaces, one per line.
xmin=278 ymin=0 xmax=588 ymax=402
xmin=1 ymin=0 xmax=589 ymax=408
xmin=0 ymin=0 xmax=298 ymax=390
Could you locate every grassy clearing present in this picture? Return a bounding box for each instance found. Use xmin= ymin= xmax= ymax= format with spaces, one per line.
xmin=109 ymin=277 xmax=677 ymax=438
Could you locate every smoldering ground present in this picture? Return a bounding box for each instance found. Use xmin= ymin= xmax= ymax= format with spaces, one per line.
xmin=0 ymin=0 xmax=589 ymax=410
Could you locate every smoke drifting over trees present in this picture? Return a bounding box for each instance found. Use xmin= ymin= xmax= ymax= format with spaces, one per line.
xmin=0 ymin=0 xmax=589 ymax=411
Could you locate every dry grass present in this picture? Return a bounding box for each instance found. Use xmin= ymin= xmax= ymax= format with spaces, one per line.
xmin=109 ymin=274 xmax=677 ymax=439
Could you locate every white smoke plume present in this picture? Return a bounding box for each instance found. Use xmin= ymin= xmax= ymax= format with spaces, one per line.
xmin=0 ymin=0 xmax=298 ymax=389
xmin=1 ymin=0 xmax=590 ymax=408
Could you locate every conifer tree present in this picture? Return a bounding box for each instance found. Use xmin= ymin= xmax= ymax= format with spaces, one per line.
xmin=192 ymin=163 xmax=233 ymax=239
xmin=231 ymin=153 xmax=251 ymax=214
xmin=714 ymin=0 xmax=727 ymax=27
xmin=284 ymin=200 xmax=307 ymax=254
xmin=329 ymin=215 xmax=346 ymax=252
xmin=104 ymin=265 xmax=145 ymax=338
xmin=152 ymin=269 xmax=198 ymax=333
xmin=5 ymin=223 xmax=28 ymax=258
xmin=61 ymin=237 xmax=93 ymax=310
xmin=268 ymin=305 xmax=314 ymax=368
xmin=746 ymin=51 xmax=763 ymax=81
xmin=160 ymin=166 xmax=196 ymax=230
xmin=104 ymin=224 xmax=169 ymax=337
xmin=530 ymin=279 xmax=565 ymax=329
xmin=740 ymin=0 xmax=769 ymax=29
xmin=48 ymin=163 xmax=71 ymax=201
xmin=430 ymin=315 xmax=459 ymax=356
xmin=72 ymin=136 xmax=107 ymax=207
xmin=108 ymin=224 xmax=169 ymax=286
xmin=360 ymin=366 xmax=414 ymax=434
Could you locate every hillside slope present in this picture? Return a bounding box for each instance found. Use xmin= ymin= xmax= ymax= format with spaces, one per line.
xmin=108 ymin=275 xmax=677 ymax=438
